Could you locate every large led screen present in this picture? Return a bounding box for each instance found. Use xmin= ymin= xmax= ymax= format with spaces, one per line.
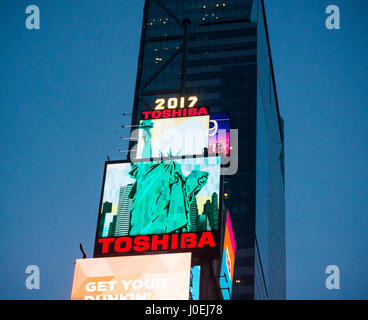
xmin=209 ymin=114 xmax=230 ymax=156
xmin=136 ymin=116 xmax=210 ymax=159
xmin=219 ymin=211 xmax=236 ymax=300
xmin=71 ymin=253 xmax=191 ymax=300
xmin=94 ymin=156 xmax=222 ymax=259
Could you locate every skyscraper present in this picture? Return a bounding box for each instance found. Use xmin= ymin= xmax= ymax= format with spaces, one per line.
xmin=128 ymin=0 xmax=285 ymax=299
xmin=188 ymin=197 xmax=199 ymax=232
xmin=98 ymin=201 xmax=112 ymax=238
xmin=115 ymin=184 xmax=134 ymax=236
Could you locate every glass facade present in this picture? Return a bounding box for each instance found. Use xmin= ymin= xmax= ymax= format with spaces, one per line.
xmin=129 ymin=0 xmax=285 ymax=299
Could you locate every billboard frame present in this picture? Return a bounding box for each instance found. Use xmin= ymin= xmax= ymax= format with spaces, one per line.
xmin=93 ymin=155 xmax=224 ymax=264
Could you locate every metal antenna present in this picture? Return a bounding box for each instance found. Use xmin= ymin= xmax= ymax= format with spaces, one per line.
xmin=122 ymin=124 xmax=139 ymax=128
xmin=79 ymin=243 xmax=87 ymax=259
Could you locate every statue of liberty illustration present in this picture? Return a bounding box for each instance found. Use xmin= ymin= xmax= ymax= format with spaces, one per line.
xmin=128 ymin=119 xmax=209 ymax=235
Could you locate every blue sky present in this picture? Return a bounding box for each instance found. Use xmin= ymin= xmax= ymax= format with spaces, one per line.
xmin=0 ymin=0 xmax=367 ymax=299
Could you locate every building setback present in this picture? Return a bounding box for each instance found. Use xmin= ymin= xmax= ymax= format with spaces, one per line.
xmin=128 ymin=0 xmax=285 ymax=299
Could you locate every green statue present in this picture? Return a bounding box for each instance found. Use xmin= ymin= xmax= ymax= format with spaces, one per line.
xmin=128 ymin=120 xmax=209 ymax=235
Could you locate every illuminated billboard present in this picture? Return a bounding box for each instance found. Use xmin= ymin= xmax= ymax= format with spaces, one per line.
xmin=219 ymin=211 xmax=236 ymax=300
xmin=209 ymin=114 xmax=230 ymax=156
xmin=141 ymin=106 xmax=209 ymax=120
xmin=94 ymin=156 xmax=222 ymax=259
xmin=141 ymin=96 xmax=207 ymax=120
xmin=136 ymin=116 xmax=209 ymax=159
xmin=71 ymin=253 xmax=191 ymax=300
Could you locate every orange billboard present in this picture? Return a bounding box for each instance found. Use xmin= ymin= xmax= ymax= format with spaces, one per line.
xmin=71 ymin=252 xmax=191 ymax=300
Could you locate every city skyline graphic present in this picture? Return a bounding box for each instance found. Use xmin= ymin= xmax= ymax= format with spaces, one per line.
xmin=98 ymin=157 xmax=221 ymax=238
